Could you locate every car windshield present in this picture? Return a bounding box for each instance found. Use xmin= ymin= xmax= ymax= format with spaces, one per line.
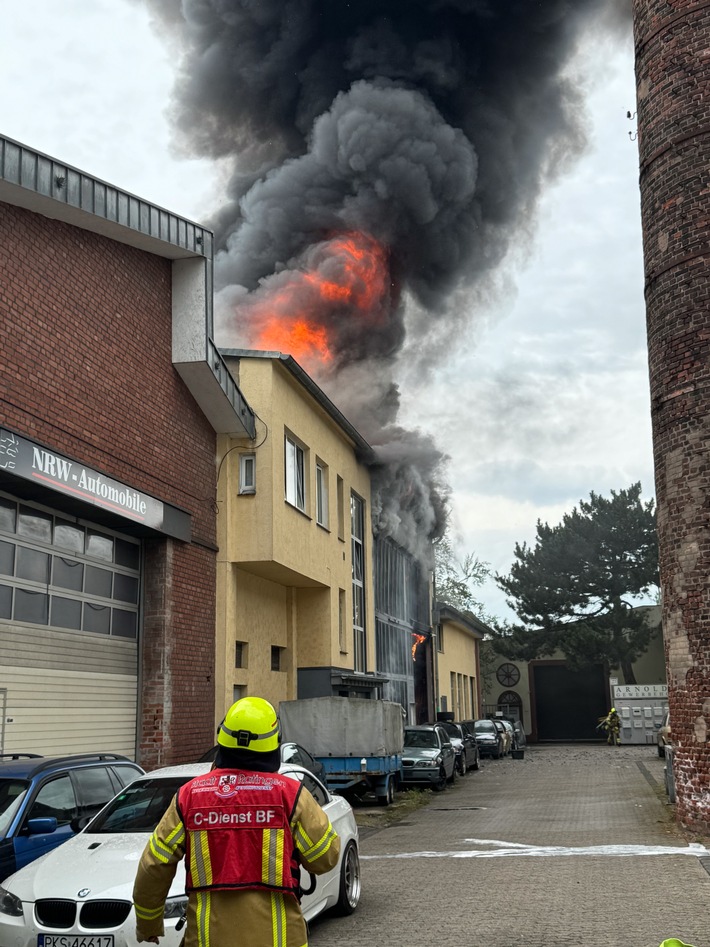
xmin=404 ymin=730 xmax=438 ymax=748
xmin=85 ymin=777 xmax=190 ymax=834
xmin=0 ymin=779 xmax=30 ymax=837
xmin=474 ymin=721 xmax=495 ymax=733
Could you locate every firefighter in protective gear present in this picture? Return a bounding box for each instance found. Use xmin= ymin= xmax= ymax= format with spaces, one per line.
xmin=596 ymin=706 xmax=621 ymax=746
xmin=132 ymin=697 xmax=340 ymax=947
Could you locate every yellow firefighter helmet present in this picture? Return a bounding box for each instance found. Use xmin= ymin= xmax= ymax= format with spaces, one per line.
xmin=217 ymin=697 xmax=280 ymax=752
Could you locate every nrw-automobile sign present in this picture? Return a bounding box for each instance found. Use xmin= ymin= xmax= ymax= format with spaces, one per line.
xmin=0 ymin=427 xmax=165 ymax=530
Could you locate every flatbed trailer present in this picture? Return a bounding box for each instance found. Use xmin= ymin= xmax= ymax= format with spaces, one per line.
xmin=317 ymin=752 xmax=401 ymax=805
xmin=279 ymin=696 xmax=404 ymax=806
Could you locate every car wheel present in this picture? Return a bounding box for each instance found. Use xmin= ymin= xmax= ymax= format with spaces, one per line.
xmin=432 ymin=767 xmax=447 ymax=792
xmin=377 ymin=776 xmax=395 ymax=806
xmin=458 ymin=755 xmax=467 ymax=776
xmin=334 ymin=841 xmax=361 ymax=915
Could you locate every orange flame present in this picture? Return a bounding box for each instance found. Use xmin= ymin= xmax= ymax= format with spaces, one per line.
xmin=258 ymin=317 xmax=333 ymax=363
xmin=411 ymin=633 xmax=426 ymax=661
xmin=236 ymin=232 xmax=389 ymax=371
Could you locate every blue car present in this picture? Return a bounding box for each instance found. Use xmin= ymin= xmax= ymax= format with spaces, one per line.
xmin=0 ymin=752 xmax=143 ymax=881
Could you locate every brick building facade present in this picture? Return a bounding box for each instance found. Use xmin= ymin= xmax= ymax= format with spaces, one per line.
xmin=632 ymin=1 xmax=710 ymax=831
xmin=0 ymin=136 xmax=254 ymax=770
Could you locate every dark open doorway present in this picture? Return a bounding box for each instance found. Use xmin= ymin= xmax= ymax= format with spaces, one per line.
xmin=532 ymin=662 xmax=607 ymax=741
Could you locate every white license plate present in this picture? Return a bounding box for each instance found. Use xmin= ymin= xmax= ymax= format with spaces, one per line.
xmin=38 ymin=937 xmax=114 ymax=947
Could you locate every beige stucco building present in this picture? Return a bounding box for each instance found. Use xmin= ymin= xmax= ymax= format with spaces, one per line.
xmin=214 ymin=350 xmax=387 ymax=724
xmin=433 ymin=603 xmax=485 ymax=722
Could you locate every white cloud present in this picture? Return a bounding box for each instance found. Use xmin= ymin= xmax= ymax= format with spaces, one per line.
xmin=0 ymin=0 xmax=221 ymax=220
xmin=398 ymin=42 xmax=654 ymax=620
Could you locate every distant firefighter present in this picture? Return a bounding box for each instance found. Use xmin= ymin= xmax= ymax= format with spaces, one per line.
xmin=597 ymin=708 xmax=621 ymax=746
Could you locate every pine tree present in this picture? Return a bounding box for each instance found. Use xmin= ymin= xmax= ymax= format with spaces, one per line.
xmin=494 ymin=483 xmax=659 ymax=684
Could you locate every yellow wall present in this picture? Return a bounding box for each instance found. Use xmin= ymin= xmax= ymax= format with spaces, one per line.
xmin=214 ymin=355 xmax=375 ymax=721
xmin=437 ymin=618 xmax=481 ymax=720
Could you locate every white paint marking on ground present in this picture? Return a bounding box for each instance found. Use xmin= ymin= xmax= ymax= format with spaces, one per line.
xmin=361 ymin=839 xmax=709 ymax=860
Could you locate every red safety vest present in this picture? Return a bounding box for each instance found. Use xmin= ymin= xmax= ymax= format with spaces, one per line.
xmin=177 ymin=768 xmax=302 ymax=894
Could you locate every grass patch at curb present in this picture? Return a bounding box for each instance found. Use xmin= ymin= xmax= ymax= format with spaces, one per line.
xmin=352 ymin=788 xmax=434 ymax=830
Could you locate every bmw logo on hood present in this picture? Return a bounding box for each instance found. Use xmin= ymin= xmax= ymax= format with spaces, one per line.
xmin=77 ymin=888 xmax=91 ymax=898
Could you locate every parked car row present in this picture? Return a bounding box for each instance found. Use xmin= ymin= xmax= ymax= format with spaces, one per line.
xmin=400 ymin=716 xmax=526 ymax=793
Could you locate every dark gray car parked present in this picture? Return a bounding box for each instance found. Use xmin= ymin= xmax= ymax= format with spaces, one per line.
xmin=467 ymin=718 xmax=505 ymax=759
xmin=437 ymin=720 xmax=480 ymax=775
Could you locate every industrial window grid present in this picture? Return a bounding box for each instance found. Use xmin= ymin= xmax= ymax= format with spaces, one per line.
xmin=351 ymin=492 xmax=366 ymax=673
xmin=0 ymin=492 xmax=140 ymax=639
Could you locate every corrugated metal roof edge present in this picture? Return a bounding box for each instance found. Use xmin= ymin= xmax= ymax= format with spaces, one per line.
xmin=0 ymin=133 xmax=210 ymax=260
xmin=220 ymin=349 xmax=376 ymax=463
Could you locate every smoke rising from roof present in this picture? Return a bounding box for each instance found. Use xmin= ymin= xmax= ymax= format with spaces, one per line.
xmin=144 ymin=0 xmax=630 ymax=557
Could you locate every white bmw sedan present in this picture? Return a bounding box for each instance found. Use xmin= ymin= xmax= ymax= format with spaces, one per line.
xmin=0 ymin=762 xmax=361 ymax=947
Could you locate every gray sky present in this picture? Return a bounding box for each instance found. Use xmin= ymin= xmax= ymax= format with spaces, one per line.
xmin=0 ymin=1 xmax=654 ymax=621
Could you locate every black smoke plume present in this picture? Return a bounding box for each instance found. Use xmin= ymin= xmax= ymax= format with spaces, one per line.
xmin=143 ymin=0 xmax=630 ymax=559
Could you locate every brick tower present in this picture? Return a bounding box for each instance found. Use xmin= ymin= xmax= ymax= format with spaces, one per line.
xmin=632 ymin=1 xmax=710 ymax=832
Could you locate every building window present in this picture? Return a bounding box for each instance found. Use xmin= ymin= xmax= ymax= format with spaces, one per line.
xmin=239 ymin=453 xmax=256 ymax=495
xmin=235 ymin=641 xmax=247 ymax=668
xmin=437 ymin=625 xmax=444 ymax=653
xmin=285 ymin=435 xmax=306 ymax=511
xmin=351 ymin=492 xmax=366 ymax=672
xmin=450 ymin=672 xmax=456 ymax=717
xmin=271 ymin=645 xmax=284 ymax=671
xmin=316 ymin=461 xmax=328 ymax=527
xmin=337 ymin=476 xmax=344 ymax=540
xmin=232 ymin=685 xmax=244 ymax=703
xmin=339 ymin=588 xmax=347 ymax=652
xmin=498 ymin=690 xmax=522 ymax=719
xmin=0 ymin=493 xmax=140 ymax=639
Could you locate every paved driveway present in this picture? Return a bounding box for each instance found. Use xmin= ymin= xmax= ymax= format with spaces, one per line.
xmin=311 ymin=744 xmax=709 ymax=947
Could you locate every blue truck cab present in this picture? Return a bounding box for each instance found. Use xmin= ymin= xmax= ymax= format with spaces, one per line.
xmin=0 ymin=752 xmax=144 ymax=882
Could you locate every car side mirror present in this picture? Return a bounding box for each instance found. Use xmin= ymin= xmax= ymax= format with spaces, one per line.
xmin=70 ymin=814 xmax=93 ymax=833
xmin=26 ymin=817 xmax=58 ymax=836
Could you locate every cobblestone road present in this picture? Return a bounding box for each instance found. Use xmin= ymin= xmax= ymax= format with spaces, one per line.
xmin=310 ymin=744 xmax=709 ymax=947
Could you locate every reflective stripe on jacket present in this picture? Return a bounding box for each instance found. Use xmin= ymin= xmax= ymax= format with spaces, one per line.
xmin=177 ymin=768 xmax=302 ymax=894
xmin=133 ymin=774 xmax=341 ymax=947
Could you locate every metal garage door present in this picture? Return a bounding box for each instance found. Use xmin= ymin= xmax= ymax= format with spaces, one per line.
xmin=0 ymin=627 xmax=138 ymax=756
xmin=0 ymin=495 xmax=140 ymax=758
xmin=533 ymin=662 xmax=608 ymax=741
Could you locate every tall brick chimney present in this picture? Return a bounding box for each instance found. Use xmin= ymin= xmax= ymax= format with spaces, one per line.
xmin=632 ymin=0 xmax=710 ymax=833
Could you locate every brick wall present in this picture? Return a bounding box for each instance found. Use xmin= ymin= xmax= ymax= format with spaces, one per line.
xmin=632 ymin=0 xmax=710 ymax=833
xmin=0 ymin=201 xmax=217 ymax=766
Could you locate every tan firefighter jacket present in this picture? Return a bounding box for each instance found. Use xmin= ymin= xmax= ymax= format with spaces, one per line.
xmin=133 ymin=779 xmax=340 ymax=947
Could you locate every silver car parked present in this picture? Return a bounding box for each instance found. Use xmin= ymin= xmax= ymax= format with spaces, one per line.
xmin=400 ymin=725 xmax=457 ymax=792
